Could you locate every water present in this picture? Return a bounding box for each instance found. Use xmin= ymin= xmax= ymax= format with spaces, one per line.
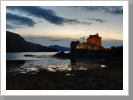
xmin=6 ymin=52 xmax=106 ymax=73
xmin=6 ymin=52 xmax=57 ymax=60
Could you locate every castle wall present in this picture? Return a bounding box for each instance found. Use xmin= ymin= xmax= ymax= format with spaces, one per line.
xmin=71 ymin=41 xmax=80 ymax=52
xmin=70 ymin=33 xmax=104 ymax=52
xmin=76 ymin=43 xmax=100 ymax=50
xmin=76 ymin=43 xmax=88 ymax=49
xmin=87 ymin=35 xmax=101 ymax=46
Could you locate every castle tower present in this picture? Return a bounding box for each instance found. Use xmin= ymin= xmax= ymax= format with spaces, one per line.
xmin=70 ymin=41 xmax=80 ymax=52
xmin=87 ymin=33 xmax=101 ymax=46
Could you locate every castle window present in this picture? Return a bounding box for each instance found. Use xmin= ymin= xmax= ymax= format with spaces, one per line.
xmin=76 ymin=45 xmax=79 ymax=49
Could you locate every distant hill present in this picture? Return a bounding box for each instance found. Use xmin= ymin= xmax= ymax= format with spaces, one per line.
xmin=48 ymin=45 xmax=70 ymax=51
xmin=6 ymin=31 xmax=58 ymax=52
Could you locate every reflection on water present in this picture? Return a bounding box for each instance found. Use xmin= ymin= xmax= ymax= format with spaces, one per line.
xmin=6 ymin=52 xmax=107 ymax=73
xmin=70 ymin=58 xmax=106 ymax=70
xmin=101 ymin=65 xmax=106 ymax=68
xmin=6 ymin=52 xmax=57 ymax=60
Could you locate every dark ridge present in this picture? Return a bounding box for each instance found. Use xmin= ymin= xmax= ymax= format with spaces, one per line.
xmin=6 ymin=31 xmax=58 ymax=52
xmin=48 ymin=45 xmax=70 ymax=51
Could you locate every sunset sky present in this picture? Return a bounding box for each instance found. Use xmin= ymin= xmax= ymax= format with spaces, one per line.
xmin=6 ymin=6 xmax=123 ymax=48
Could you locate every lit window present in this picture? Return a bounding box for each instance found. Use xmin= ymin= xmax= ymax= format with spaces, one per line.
xmin=76 ymin=46 xmax=79 ymax=49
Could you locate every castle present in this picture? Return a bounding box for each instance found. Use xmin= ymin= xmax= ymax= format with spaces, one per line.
xmin=71 ymin=33 xmax=104 ymax=52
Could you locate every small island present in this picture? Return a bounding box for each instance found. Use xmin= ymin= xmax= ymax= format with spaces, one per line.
xmin=54 ymin=33 xmax=123 ymax=59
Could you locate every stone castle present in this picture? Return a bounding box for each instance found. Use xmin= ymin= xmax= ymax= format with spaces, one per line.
xmin=71 ymin=33 xmax=104 ymax=52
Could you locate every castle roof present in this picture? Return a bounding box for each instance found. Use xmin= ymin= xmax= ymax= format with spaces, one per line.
xmin=71 ymin=40 xmax=79 ymax=43
xmin=89 ymin=33 xmax=99 ymax=38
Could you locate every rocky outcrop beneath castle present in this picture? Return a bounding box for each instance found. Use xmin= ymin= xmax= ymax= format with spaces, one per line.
xmin=54 ymin=46 xmax=123 ymax=58
xmin=54 ymin=51 xmax=106 ymax=58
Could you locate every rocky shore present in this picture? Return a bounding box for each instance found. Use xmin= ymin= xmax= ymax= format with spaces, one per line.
xmin=7 ymin=47 xmax=123 ymax=90
xmin=6 ymin=57 xmax=123 ymax=90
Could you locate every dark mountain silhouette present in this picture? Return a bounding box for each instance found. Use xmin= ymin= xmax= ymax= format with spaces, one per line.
xmin=6 ymin=31 xmax=58 ymax=52
xmin=48 ymin=45 xmax=70 ymax=51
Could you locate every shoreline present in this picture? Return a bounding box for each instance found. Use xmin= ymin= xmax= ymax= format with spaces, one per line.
xmin=6 ymin=57 xmax=123 ymax=90
xmin=6 ymin=51 xmax=123 ymax=90
xmin=6 ymin=68 xmax=123 ymax=90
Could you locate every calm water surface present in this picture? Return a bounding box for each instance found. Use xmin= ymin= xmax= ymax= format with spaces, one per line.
xmin=6 ymin=52 xmax=106 ymax=73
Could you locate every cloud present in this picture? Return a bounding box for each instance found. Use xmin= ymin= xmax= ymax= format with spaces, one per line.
xmin=24 ymin=36 xmax=123 ymax=48
xmin=73 ymin=6 xmax=123 ymax=15
xmin=49 ymin=39 xmax=61 ymax=42
xmin=87 ymin=18 xmax=106 ymax=23
xmin=6 ymin=24 xmax=16 ymax=29
xmin=102 ymin=39 xmax=123 ymax=48
xmin=24 ymin=36 xmax=74 ymax=47
xmin=6 ymin=6 xmax=92 ymax=25
xmin=80 ymin=37 xmax=86 ymax=40
xmin=6 ymin=23 xmax=21 ymax=29
xmin=64 ymin=19 xmax=92 ymax=25
xmin=6 ymin=13 xmax=36 ymax=28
